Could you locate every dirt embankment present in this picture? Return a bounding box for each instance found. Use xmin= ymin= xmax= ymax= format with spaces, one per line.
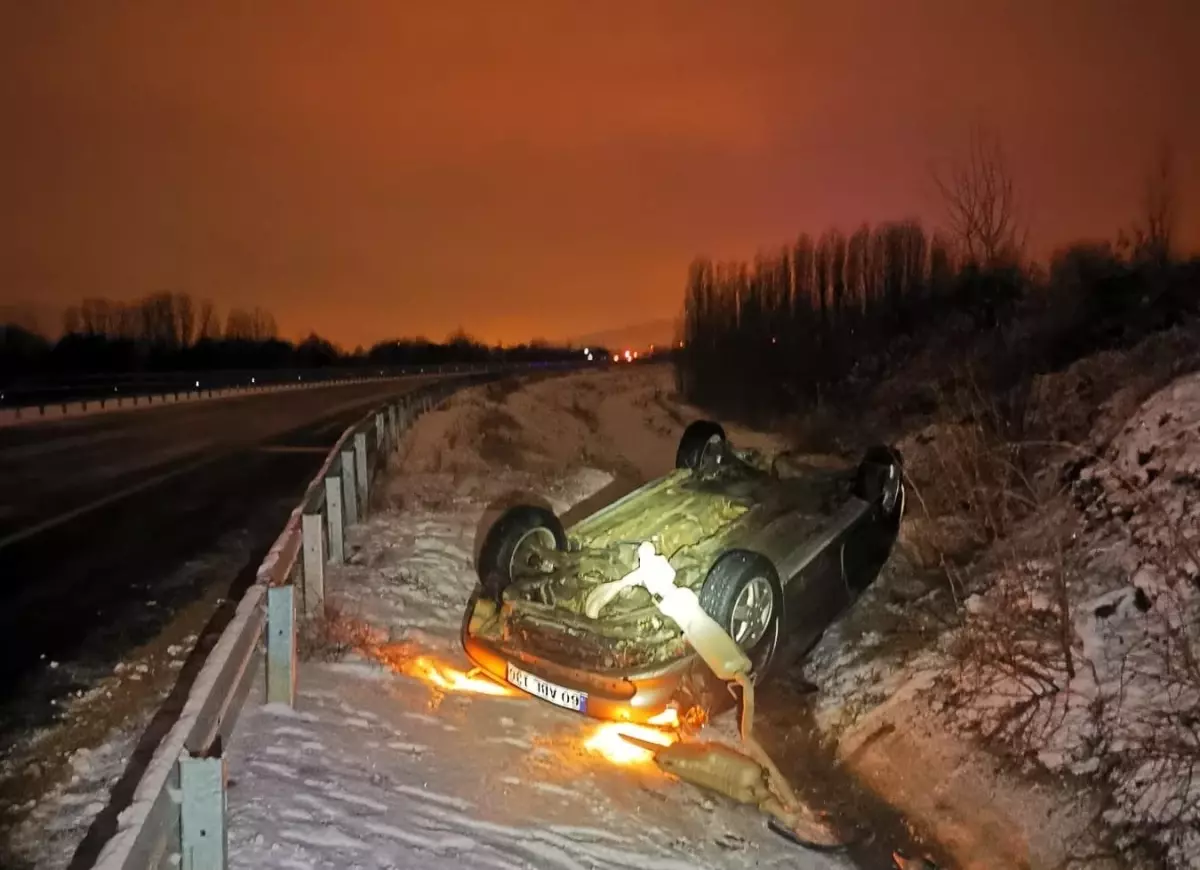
xmin=387 ymin=365 xmax=785 ymax=500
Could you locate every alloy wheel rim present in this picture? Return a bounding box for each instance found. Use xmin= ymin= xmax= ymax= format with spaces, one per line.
xmin=509 ymin=527 xmax=555 ymax=578
xmin=730 ymin=575 xmax=774 ymax=648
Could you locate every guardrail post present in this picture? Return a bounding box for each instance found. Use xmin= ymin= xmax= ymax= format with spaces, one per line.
xmin=374 ymin=412 xmax=384 ymax=450
xmin=354 ymin=431 xmax=369 ymax=513
xmin=180 ymin=748 xmax=228 ymax=870
xmin=301 ymin=511 xmax=324 ymax=612
xmin=325 ymin=476 xmax=345 ymax=563
xmin=340 ymin=449 xmax=358 ymax=525
xmin=266 ymin=585 xmax=296 ymax=706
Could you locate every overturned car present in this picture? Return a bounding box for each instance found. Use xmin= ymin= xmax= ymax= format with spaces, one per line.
xmin=461 ymin=420 xmax=905 ymax=723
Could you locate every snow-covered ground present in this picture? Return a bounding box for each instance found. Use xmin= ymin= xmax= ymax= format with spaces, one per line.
xmin=797 ymin=366 xmax=1200 ymax=868
xmin=1036 ymin=374 xmax=1200 ymax=866
xmin=225 ymin=367 xmax=852 ymax=870
xmin=1 ymin=634 xmax=200 ymax=869
xmin=4 ymin=727 xmax=140 ymax=868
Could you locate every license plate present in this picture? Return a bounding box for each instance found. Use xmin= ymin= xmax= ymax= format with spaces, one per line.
xmin=505 ymin=662 xmax=588 ymax=713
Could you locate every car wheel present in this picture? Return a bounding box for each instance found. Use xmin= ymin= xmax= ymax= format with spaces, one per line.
xmin=675 ymin=420 xmax=727 ymax=470
xmin=854 ymin=445 xmax=905 ymax=521
xmin=698 ymin=550 xmax=783 ymax=681
xmin=476 ymin=505 xmax=567 ymax=601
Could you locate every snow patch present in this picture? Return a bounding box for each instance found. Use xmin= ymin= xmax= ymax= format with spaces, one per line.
xmin=94 ymin=584 xmax=267 ymax=870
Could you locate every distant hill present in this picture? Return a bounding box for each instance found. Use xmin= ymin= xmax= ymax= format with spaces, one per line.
xmin=565 ymin=317 xmax=679 ymax=353
xmin=0 ymin=300 xmax=61 ymax=338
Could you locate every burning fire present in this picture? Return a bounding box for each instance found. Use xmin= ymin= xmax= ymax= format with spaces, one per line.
xmin=365 ymin=641 xmax=710 ymax=769
xmin=584 ymin=722 xmax=675 ymax=765
xmin=371 ymin=643 xmax=517 ymax=697
xmin=582 ymin=708 xmax=682 ymax=765
xmin=412 ymin=656 xmax=515 ymax=696
xmin=647 ymin=708 xmax=682 ymax=728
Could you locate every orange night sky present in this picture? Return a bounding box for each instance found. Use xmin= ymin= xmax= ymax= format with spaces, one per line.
xmin=1 ymin=2 xmax=1197 ymax=349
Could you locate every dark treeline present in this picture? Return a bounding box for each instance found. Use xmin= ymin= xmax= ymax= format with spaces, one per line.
xmin=678 ymin=134 xmax=1198 ymax=421
xmin=0 ymin=293 xmax=597 ymax=383
xmin=364 ymin=329 xmax=597 ymax=367
xmin=677 ymin=221 xmax=1200 ymax=420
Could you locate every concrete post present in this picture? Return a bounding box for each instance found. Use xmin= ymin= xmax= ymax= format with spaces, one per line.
xmin=354 ymin=431 xmax=368 ymax=514
xmin=374 ymin=412 xmax=385 ymax=449
xmin=340 ymin=449 xmax=358 ymax=525
xmin=301 ymin=512 xmax=324 ymax=612
xmin=266 ymin=585 xmax=296 ymax=706
xmin=325 ymin=476 xmax=345 ymax=563
xmin=180 ymin=750 xmax=228 ymax=870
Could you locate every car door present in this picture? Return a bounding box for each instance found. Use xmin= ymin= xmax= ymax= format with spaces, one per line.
xmin=781 ymin=522 xmax=853 ymax=661
xmin=738 ymin=506 xmax=853 ymax=664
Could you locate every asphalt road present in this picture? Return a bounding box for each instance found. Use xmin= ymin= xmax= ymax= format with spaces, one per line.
xmin=0 ymin=378 xmax=435 ymax=729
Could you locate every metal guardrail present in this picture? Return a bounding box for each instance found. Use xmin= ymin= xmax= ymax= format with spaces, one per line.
xmin=0 ymin=359 xmax=585 ymax=409
xmin=90 ymin=370 xmax=500 ymax=870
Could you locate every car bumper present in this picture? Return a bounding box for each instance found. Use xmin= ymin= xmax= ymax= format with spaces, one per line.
xmin=460 ymin=595 xmax=696 ymax=724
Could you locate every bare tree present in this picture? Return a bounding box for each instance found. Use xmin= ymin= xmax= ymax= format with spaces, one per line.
xmin=928 ymin=231 xmax=956 ymax=295
xmin=933 ymin=125 xmax=1024 ymax=265
xmin=845 ymin=226 xmax=870 ymax=313
xmin=248 ymin=307 xmax=278 ymax=342
xmin=867 ymin=225 xmax=889 ymax=310
xmin=115 ymin=302 xmax=138 ymax=340
xmin=79 ymin=298 xmax=114 ymax=336
xmin=225 ymin=306 xmax=278 ymax=342
xmin=172 ymin=293 xmax=196 ymax=348
xmin=62 ymin=305 xmax=81 ymax=336
xmin=225 ymin=308 xmax=253 ymax=341
xmin=196 ymin=299 xmax=219 ymax=340
xmin=137 ymin=293 xmax=180 ymax=349
xmin=1133 ymin=141 xmax=1177 ymax=265
xmin=791 ymin=234 xmax=815 ymax=325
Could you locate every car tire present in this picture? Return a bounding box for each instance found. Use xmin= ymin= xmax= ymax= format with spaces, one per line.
xmin=854 ymin=445 xmax=905 ymax=521
xmin=676 ymin=420 xmax=727 ymax=470
xmin=698 ymin=550 xmax=783 ymax=682
xmin=476 ymin=505 xmax=567 ymax=601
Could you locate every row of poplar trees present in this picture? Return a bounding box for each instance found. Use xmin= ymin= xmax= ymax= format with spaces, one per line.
xmin=679 ymin=222 xmax=960 ymax=410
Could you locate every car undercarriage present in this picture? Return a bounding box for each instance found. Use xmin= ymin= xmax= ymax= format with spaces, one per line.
xmin=468 ymin=436 xmax=870 ymax=676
